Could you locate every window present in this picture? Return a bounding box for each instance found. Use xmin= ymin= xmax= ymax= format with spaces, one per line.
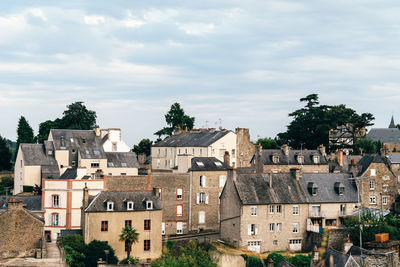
xmin=164 ymin=160 xmax=167 ymax=167
xmin=197 ymin=192 xmax=208 ymax=204
xmin=383 ymin=197 xmax=388 ymax=205
xmin=232 ymin=149 xmax=235 ymax=156
xmin=91 ymin=162 xmax=100 ymax=168
xmin=52 ymin=213 xmax=59 ymax=226
xmin=297 ymin=155 xmax=304 ymax=164
xmin=270 ymin=205 xmax=274 ymax=214
xmin=125 ymin=220 xmax=132 ymax=227
xmin=293 ymin=205 xmax=299 ymax=215
xmin=313 ymin=156 xmax=319 ymax=164
xmin=93 ymin=150 xmax=100 ymax=155
xmin=52 ymin=195 xmax=60 ymax=207
xmin=289 ymin=239 xmax=302 ymax=244
xmin=170 ymin=160 xmax=173 ymax=168
xmin=82 ymin=138 xmax=86 ymax=144
xmin=312 ymin=187 xmax=317 ymax=196
xmin=370 ymin=169 xmax=376 ymax=176
xmin=146 ymin=201 xmax=153 ymax=210
xmin=192 ymin=148 xmax=195 ymax=154
xmin=199 ymin=211 xmax=205 ymax=224
xmin=165 ymin=148 xmax=168 ymax=155
xmin=157 ymin=159 xmax=160 ymax=167
xmin=108 ymin=162 xmax=114 ymax=167
xmin=176 ymin=222 xmax=183 ymax=234
xmin=277 ymin=223 xmax=282 ymax=232
xmin=219 ymin=175 xmax=226 ymax=187
xmin=72 ymin=149 xmax=76 ymax=154
xmin=383 ymin=175 xmax=389 ymax=180
xmin=144 ymin=220 xmax=151 ymax=230
xmin=111 ymin=143 xmax=117 ymax=152
xmin=176 ymin=188 xmax=183 ymax=200
xmin=71 ymin=161 xmax=76 ymax=167
xmin=293 ymin=223 xmax=299 ymax=233
xmin=127 ymin=201 xmax=134 ymax=210
xmin=276 ymin=205 xmax=282 ymax=213
xmin=248 ymin=224 xmax=257 ymax=235
xmin=272 ymin=156 xmax=279 ymax=163
xmin=121 ymin=173 xmax=126 ymax=176
xmin=48 ymin=150 xmax=53 ymax=156
xmin=214 ymin=161 xmax=223 ymax=167
xmin=101 ymin=221 xmax=108 ymax=232
xmin=251 ymin=206 xmax=258 ymax=216
xmin=121 ymin=162 xmax=127 ymax=167
xmin=144 ymin=240 xmax=150 ymax=251
xmin=200 ymin=176 xmax=206 ymax=187
xmin=383 ymin=185 xmax=388 ymax=192
xmin=369 ymin=196 xmax=377 ymax=204
xmin=106 ymin=201 xmax=114 ymax=211
xmin=269 ymin=223 xmax=274 ymax=232
xmin=196 ymin=161 xmax=205 ymax=167
xmin=273 ymin=240 xmax=278 ymax=246
xmin=370 ymin=180 xmax=375 ymax=190
xmin=177 ymin=205 xmax=183 ymax=216
xmin=161 ymin=222 xmax=165 ymax=235
xmin=200 ymin=149 xmax=202 ymax=155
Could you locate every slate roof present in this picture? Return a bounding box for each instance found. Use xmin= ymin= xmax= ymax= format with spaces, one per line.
xmin=299 ymin=173 xmax=358 ymax=203
xmin=0 ymin=196 xmax=43 ymax=211
xmin=85 ymin=191 xmax=162 ymax=212
xmin=357 ymin=154 xmax=385 ymax=176
xmin=20 ymin=144 xmax=57 ymax=166
xmin=255 ymin=149 xmax=328 ymax=165
xmin=59 ymin=168 xmax=78 ymax=179
xmin=41 ymin=165 xmax=60 ymax=179
xmin=367 ymin=128 xmax=400 ymax=143
xmin=387 ymin=153 xmax=400 ymax=164
xmin=105 ymin=152 xmax=139 ymax=168
xmin=153 ymin=130 xmax=231 ymax=147
xmin=233 ymin=173 xmax=308 ymax=205
xmin=323 ymin=248 xmax=350 ymax=267
xmin=190 ymin=157 xmax=230 ymax=171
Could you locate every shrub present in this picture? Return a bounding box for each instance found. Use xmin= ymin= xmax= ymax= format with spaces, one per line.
xmin=289 ymin=254 xmax=312 ymax=267
xmin=23 ymin=185 xmax=34 ymax=192
xmin=59 ymin=234 xmax=85 ymax=253
xmin=64 ymin=246 xmax=85 ymax=267
xmin=166 ymin=240 xmax=175 ymax=252
xmin=247 ymin=256 xmax=263 ymax=267
xmin=265 ymin=252 xmax=285 ymax=266
xmin=120 ymin=256 xmax=140 ymax=264
xmin=84 ymin=240 xmax=118 ymax=267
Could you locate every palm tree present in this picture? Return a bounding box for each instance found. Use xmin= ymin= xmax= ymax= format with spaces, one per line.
xmin=119 ymin=226 xmax=139 ymax=259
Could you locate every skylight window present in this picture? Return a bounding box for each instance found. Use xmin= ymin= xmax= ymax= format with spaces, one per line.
xmin=214 ymin=162 xmax=222 ymax=167
xmin=85 ymin=150 xmax=90 ymax=155
xmin=108 ymin=162 xmax=114 ymax=167
xmin=70 ymin=138 xmax=74 ymax=143
xmin=93 ymin=150 xmax=100 ymax=155
xmin=196 ymin=161 xmax=205 ymax=167
xmin=121 ymin=162 xmax=127 ymax=167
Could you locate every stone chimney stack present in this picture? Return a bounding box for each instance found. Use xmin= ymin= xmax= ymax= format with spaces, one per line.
xmin=381 ymin=145 xmax=389 ymax=156
xmin=269 ymin=174 xmax=273 ymax=188
xmin=281 ymin=144 xmax=289 ymax=157
xmin=254 ymin=144 xmax=263 ymax=174
xmin=7 ymin=199 xmax=24 ymax=210
xmin=82 ymin=183 xmax=89 ymax=209
xmin=138 ymin=153 xmax=147 ymax=165
xmin=224 ymin=151 xmax=230 ymax=166
xmin=290 ymin=167 xmax=302 ymax=181
xmin=318 ymin=144 xmax=326 ymax=157
xmin=94 ymin=127 xmax=100 ymax=137
xmin=228 ymin=168 xmax=236 ymax=182
xmin=153 ymin=188 xmax=161 ymax=198
xmin=337 ymin=150 xmax=344 ymax=166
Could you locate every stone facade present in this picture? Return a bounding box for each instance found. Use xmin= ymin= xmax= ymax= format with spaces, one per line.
xmin=0 ymin=200 xmax=44 ymax=259
xmin=235 ymin=128 xmax=255 ymax=168
xmin=106 ymin=175 xmax=149 ymax=191
xmin=364 ymin=240 xmax=400 ymax=267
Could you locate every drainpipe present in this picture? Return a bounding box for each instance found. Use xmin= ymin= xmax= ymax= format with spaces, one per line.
xmin=189 ymin=171 xmax=193 ymax=232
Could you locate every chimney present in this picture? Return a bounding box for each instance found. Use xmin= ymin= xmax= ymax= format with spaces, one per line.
xmin=290 ymin=167 xmax=302 ymax=181
xmin=94 ymin=127 xmax=100 ymax=136
xmin=228 ymin=169 xmax=236 ymax=182
xmin=268 ymin=258 xmax=274 ymax=267
xmin=281 ymin=144 xmax=289 ymax=157
xmin=82 ymin=183 xmax=89 ymax=209
xmin=7 ymin=199 xmax=24 ymax=210
xmin=254 ymin=144 xmax=263 ymax=174
xmin=269 ymin=174 xmax=273 ymax=188
xmin=337 ymin=150 xmax=344 ymax=166
xmin=381 ymin=145 xmax=389 ymax=156
xmin=224 ymin=151 xmax=230 ymax=166
xmin=318 ymin=144 xmax=326 ymax=157
xmin=173 ymin=125 xmax=182 ymax=135
xmin=138 ymin=153 xmax=147 ymax=165
xmin=153 ymin=187 xmax=161 ymax=198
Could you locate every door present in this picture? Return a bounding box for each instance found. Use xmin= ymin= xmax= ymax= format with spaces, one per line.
xmin=247 ymin=241 xmax=261 ymax=253
xmin=45 ymin=231 xmax=51 ymax=242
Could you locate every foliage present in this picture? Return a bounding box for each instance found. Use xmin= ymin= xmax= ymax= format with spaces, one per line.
xmin=85 ymin=240 xmax=118 ymax=267
xmin=119 ymin=226 xmax=140 ymax=258
xmin=0 ymin=176 xmax=13 ymax=195
xmin=23 ymin=185 xmax=34 ymax=192
xmin=37 ymin=102 xmax=97 ymax=143
xmin=256 ymin=138 xmax=281 ymax=149
xmin=154 ymin=102 xmax=195 ymax=138
xmin=64 ymin=245 xmax=85 ymax=267
xmin=133 ymin=138 xmax=153 ymax=156
xmin=266 ymin=252 xmax=285 ymax=266
xmin=59 ymin=234 xmax=86 ymax=253
xmin=120 ymin=256 xmax=140 ymax=264
xmin=152 ymin=240 xmax=216 ymax=267
xmin=165 ymin=240 xmax=175 ymax=252
xmin=288 ymin=254 xmax=312 ymax=267
xmin=277 ymin=94 xmax=374 ymax=151
xmin=16 ymin=116 xmax=35 ymax=160
xmin=0 ymin=136 xmax=12 ymax=171
xmin=246 ymin=256 xmax=263 ymax=267
xmin=353 ymin=137 xmax=382 ymax=155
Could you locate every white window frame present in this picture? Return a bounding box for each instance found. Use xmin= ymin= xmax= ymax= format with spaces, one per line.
xmin=146 ymin=201 xmax=153 ymax=210
xmin=177 ymin=204 xmax=183 ymax=216
xmin=269 ymin=223 xmax=274 ymax=232
xmin=176 ymin=188 xmax=183 ymax=200
xmin=293 ymin=205 xmax=299 ymax=215
xmin=293 ymin=223 xmax=299 ymax=233
xmin=157 ymin=159 xmax=160 ymax=167
xmin=127 ymin=201 xmax=134 ymax=211
xmin=276 ymin=205 xmax=281 ymax=213
xmin=370 ymin=180 xmax=375 ymax=190
xmin=270 ymin=205 xmax=274 ymax=214
xmin=370 ymin=169 xmax=376 ymax=176
xmin=277 ymin=223 xmax=282 ymax=232
xmin=219 ymin=175 xmax=226 ymax=188
xmin=52 ymin=195 xmax=60 ymax=208
xmin=176 ymin=222 xmax=183 ymax=234
xmin=383 ymin=175 xmax=389 ymax=180
xmin=369 ymin=196 xmax=377 ymax=205
xmin=200 ymin=175 xmax=206 ymax=188
xmin=161 ymin=222 xmax=165 ymax=235
xmin=107 ymin=201 xmax=114 ymax=211
xmin=52 ymin=213 xmax=59 ymax=226
xmin=199 ymin=211 xmax=205 ymax=224
xmin=383 ymin=196 xmax=388 ymax=205
xmin=251 ymin=206 xmax=258 ymax=216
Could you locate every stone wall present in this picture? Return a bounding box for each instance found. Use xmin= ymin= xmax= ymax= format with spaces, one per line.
xmin=105 ymin=175 xmax=149 ymax=191
xmin=364 ymin=240 xmax=400 ymax=267
xmin=304 ymin=231 xmax=322 ymax=252
xmin=236 ymin=128 xmax=255 ymax=168
xmin=328 ymin=229 xmax=349 ymax=252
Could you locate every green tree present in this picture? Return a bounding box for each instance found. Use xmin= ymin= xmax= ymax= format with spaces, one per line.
xmin=85 ymin=240 xmax=118 ymax=267
xmin=277 ymin=94 xmax=374 ymax=151
xmin=133 ymin=138 xmax=153 ymax=156
xmin=0 ymin=136 xmax=12 ymax=171
xmin=353 ymin=137 xmax=382 ymax=155
xmin=59 ymin=234 xmax=86 ymax=253
xmin=0 ymin=176 xmax=13 ymax=195
xmin=37 ymin=119 xmax=62 ymax=144
xmin=256 ymin=138 xmax=280 ymax=149
xmin=16 ymin=116 xmax=35 ymax=150
xmin=119 ymin=226 xmax=139 ymax=259
xmin=155 ymin=103 xmax=195 ymax=138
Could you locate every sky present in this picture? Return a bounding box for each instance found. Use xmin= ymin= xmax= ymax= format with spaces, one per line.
xmin=1 ymin=0 xmax=400 ymax=147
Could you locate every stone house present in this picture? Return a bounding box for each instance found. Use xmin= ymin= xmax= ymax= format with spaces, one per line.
xmin=235 ymin=128 xmax=255 ymax=168
xmin=0 ymin=199 xmax=44 ymax=259
xmin=14 ymin=128 xmax=138 ymax=194
xmin=367 ymin=117 xmax=400 ymax=152
xmin=251 ymin=144 xmax=329 ymax=174
xmin=0 ymin=195 xmax=44 ymax=218
xmin=356 ymin=154 xmax=398 ymax=211
xmin=220 ymin=169 xmax=358 ymax=253
xmin=82 ymin=190 xmax=162 ymax=263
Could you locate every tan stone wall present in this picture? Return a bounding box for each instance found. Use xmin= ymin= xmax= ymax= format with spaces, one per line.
xmin=236 ymin=128 xmax=255 ymax=168
xmin=0 ymin=202 xmax=44 ymax=259
xmin=84 ymin=210 xmax=162 ymax=262
xmin=263 ymin=164 xmax=329 ymax=174
xmin=106 ymin=175 xmax=149 ymax=191
xmin=383 ymin=142 xmax=400 ymax=152
xmin=359 ymin=162 xmax=398 ymax=211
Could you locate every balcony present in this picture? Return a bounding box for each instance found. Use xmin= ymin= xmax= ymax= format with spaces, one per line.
xmin=310 ymin=211 xmax=326 ymax=218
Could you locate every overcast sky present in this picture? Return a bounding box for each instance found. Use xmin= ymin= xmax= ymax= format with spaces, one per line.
xmin=1 ymin=0 xmax=399 ymax=146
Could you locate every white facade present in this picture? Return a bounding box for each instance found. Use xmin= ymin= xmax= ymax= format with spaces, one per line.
xmin=101 ymin=128 xmax=131 ymax=152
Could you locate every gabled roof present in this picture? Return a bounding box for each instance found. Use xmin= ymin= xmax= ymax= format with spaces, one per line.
xmin=190 ymin=157 xmax=230 ymax=171
xmin=105 ymin=152 xmax=139 ymax=168
xmin=153 ymin=130 xmax=231 ymax=147
xmin=357 ymin=154 xmax=385 ymax=176
xmin=387 ymin=153 xmax=400 ymax=164
xmin=366 ymin=128 xmax=400 ymax=143
xmin=0 ymin=196 xmax=43 ymax=212
xmin=255 ymin=149 xmax=328 ymax=165
xmin=59 ymin=168 xmax=78 ymax=179
xmin=41 ymin=165 xmax=60 ymax=179
xmin=233 ymin=173 xmax=308 ymax=205
xmin=85 ymin=191 xmax=162 ymax=212
xmin=20 ymin=144 xmax=57 ymax=166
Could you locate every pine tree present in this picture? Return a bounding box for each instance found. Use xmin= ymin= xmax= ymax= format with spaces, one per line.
xmin=16 ymin=116 xmax=35 ymax=150
xmin=0 ymin=135 xmax=12 ymax=171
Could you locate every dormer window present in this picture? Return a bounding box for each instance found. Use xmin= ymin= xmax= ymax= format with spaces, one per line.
xmin=105 ymin=200 xmax=114 ymax=211
xmin=121 ymin=162 xmax=127 ymax=167
xmin=93 ymin=150 xmax=100 ymax=156
xmin=307 ymin=182 xmax=318 ymax=196
xmin=72 ymin=149 xmax=76 ymax=154
xmin=146 ymin=200 xmax=153 ymax=210
xmin=272 ymin=155 xmax=279 ymax=163
xmin=70 ymin=138 xmax=74 ymax=143
xmin=297 ymin=155 xmax=304 ymax=164
xmin=127 ymin=201 xmax=134 ymax=211
xmin=313 ymin=156 xmax=319 ymax=164
xmin=108 ymin=162 xmax=114 ymax=167
xmin=214 ymin=161 xmax=222 ymax=167
xmin=335 ymin=182 xmax=345 ymax=195
xmin=82 ymin=138 xmax=86 ymax=144
xmin=48 ymin=150 xmax=53 ymax=156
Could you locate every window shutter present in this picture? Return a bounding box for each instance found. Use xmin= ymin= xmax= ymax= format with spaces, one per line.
xmin=205 ymin=193 xmax=209 ymax=204
xmin=255 ymin=225 xmax=258 ymax=235
xmin=248 ymin=224 xmax=251 ymax=235
xmin=204 ymin=176 xmax=206 ymax=187
xmin=58 ymin=195 xmax=61 ymax=207
xmin=49 ymin=195 xmax=52 ymax=208
xmin=196 ymin=193 xmax=200 ymax=204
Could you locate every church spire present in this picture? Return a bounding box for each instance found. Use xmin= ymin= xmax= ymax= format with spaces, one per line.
xmin=389 ymin=115 xmax=396 ymax=128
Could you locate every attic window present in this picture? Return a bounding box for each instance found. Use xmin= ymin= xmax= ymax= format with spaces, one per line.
xmin=106 ymin=200 xmax=114 ymax=211
xmin=297 ymin=155 xmax=304 ymax=164
xmin=272 ymin=155 xmax=279 ymax=163
xmin=85 ymin=150 xmax=89 ymax=155
xmin=70 ymin=138 xmax=74 ymax=143
xmin=307 ymin=182 xmax=318 ymax=196
xmin=121 ymin=162 xmax=127 ymax=167
xmin=338 ymin=186 xmax=344 ymax=195
xmin=335 ymin=182 xmax=345 ymax=195
xmin=146 ymin=200 xmax=153 ymax=210
xmin=313 ymin=156 xmax=320 ymax=164
xmin=214 ymin=162 xmax=222 ymax=167
xmin=108 ymin=162 xmax=114 ymax=167
xmin=82 ymin=138 xmax=86 ymax=144
xmin=196 ymin=162 xmax=204 ymax=167
xmin=48 ymin=150 xmax=53 ymax=155
xmin=72 ymin=149 xmax=76 ymax=154
xmin=93 ymin=150 xmax=100 ymax=155
xmin=127 ymin=201 xmax=134 ymax=211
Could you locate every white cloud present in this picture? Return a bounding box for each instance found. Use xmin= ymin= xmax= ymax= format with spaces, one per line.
xmin=84 ymin=15 xmax=105 ymax=25
xmin=177 ymin=22 xmax=215 ymax=35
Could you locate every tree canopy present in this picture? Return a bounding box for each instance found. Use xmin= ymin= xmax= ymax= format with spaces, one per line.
xmin=0 ymin=136 xmax=12 ymax=171
xmin=133 ymin=138 xmax=153 ymax=156
xmin=256 ymin=138 xmax=281 ymax=149
xmin=277 ymin=94 xmax=374 ymax=151
xmin=154 ymin=103 xmax=195 ymax=138
xmin=16 ymin=116 xmax=35 ymax=154
xmin=37 ymin=102 xmax=97 ymax=143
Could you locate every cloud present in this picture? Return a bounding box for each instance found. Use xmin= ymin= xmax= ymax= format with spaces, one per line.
xmin=84 ymin=15 xmax=105 ymax=25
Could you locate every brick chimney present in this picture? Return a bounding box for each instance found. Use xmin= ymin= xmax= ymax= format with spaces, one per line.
xmin=281 ymin=144 xmax=289 ymax=157
xmin=82 ymin=183 xmax=89 ymax=209
xmin=318 ymin=144 xmax=326 ymax=157
xmin=8 ymin=199 xmax=24 ymax=210
xmin=290 ymin=167 xmax=302 ymax=181
xmin=254 ymin=144 xmax=263 ymax=173
xmin=336 ymin=150 xmax=344 ymax=166
xmin=224 ymin=151 xmax=230 ymax=166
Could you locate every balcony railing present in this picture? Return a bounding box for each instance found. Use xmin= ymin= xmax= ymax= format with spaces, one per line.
xmin=310 ymin=211 xmax=326 ymax=218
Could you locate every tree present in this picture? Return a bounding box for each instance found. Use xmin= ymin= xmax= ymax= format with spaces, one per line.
xmin=37 ymin=119 xmax=62 ymax=144
xmin=133 ymin=138 xmax=153 ymax=156
xmin=353 ymin=137 xmax=382 ymax=155
xmin=277 ymin=94 xmax=374 ymax=151
xmin=16 ymin=116 xmax=35 ymax=150
xmin=84 ymin=240 xmax=118 ymax=267
xmin=0 ymin=176 xmax=13 ymax=195
xmin=119 ymin=226 xmax=139 ymax=259
xmin=256 ymin=138 xmax=280 ymax=149
xmin=155 ymin=103 xmax=195 ymax=138
xmin=0 ymin=136 xmax=12 ymax=171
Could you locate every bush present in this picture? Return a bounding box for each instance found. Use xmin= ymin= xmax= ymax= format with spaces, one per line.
xmin=59 ymin=234 xmax=85 ymax=253
xmin=85 ymin=240 xmax=118 ymax=267
xmin=166 ymin=240 xmax=175 ymax=252
xmin=64 ymin=246 xmax=85 ymax=267
xmin=23 ymin=185 xmax=34 ymax=192
xmin=120 ymin=256 xmax=140 ymax=264
xmin=0 ymin=176 xmax=13 ymax=195
xmin=289 ymin=254 xmax=312 ymax=267
xmin=247 ymin=256 xmax=263 ymax=267
xmin=265 ymin=252 xmax=285 ymax=266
